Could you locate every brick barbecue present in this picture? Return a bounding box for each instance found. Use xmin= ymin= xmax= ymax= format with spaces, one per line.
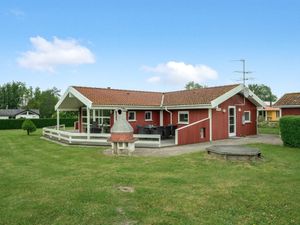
xmin=108 ymin=109 xmax=136 ymax=155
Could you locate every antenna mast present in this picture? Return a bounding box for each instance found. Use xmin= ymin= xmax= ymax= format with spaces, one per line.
xmin=233 ymin=59 xmax=252 ymax=86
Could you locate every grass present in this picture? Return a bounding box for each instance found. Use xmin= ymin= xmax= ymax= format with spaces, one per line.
xmin=258 ymin=126 xmax=280 ymax=135
xmin=0 ymin=130 xmax=300 ymax=225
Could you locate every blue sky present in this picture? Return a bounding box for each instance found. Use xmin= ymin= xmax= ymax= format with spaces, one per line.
xmin=0 ymin=0 xmax=299 ymax=97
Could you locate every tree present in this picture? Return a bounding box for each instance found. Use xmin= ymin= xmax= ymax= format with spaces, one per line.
xmin=248 ymin=84 xmax=277 ymax=106
xmin=22 ymin=119 xmax=37 ymax=135
xmin=0 ymin=81 xmax=27 ymax=109
xmin=27 ymin=87 xmax=60 ymax=118
xmin=185 ymin=81 xmax=207 ymax=90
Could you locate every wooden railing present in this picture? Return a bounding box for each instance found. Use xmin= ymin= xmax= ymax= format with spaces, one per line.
xmin=42 ymin=127 xmax=161 ymax=148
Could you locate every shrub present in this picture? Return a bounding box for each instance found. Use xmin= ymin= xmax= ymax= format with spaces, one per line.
xmin=22 ymin=119 xmax=37 ymax=135
xmin=279 ymin=116 xmax=300 ymax=148
xmin=0 ymin=118 xmax=77 ymax=130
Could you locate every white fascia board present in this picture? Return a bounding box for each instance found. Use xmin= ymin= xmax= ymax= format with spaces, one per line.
xmin=91 ymin=105 xmax=161 ymax=110
xmin=211 ymin=84 xmax=244 ymax=108
xmin=55 ymin=86 xmax=92 ymax=110
xmin=91 ymin=104 xmax=212 ymax=110
xmin=276 ymin=105 xmax=300 ymax=108
xmin=211 ymin=84 xmax=266 ymax=108
xmin=163 ymin=104 xmax=212 ymax=110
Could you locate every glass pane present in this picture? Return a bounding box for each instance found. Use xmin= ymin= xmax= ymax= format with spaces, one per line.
xmin=82 ymin=109 xmax=87 ymax=116
xmin=103 ymin=118 xmax=110 ymax=125
xmin=180 ymin=114 xmax=188 ymax=122
xmin=244 ymin=112 xmax=250 ymax=121
xmin=230 ymin=117 xmax=234 ymax=124
xmin=103 ymin=110 xmax=110 ymax=116
xmin=129 ymin=112 xmax=135 ymax=120
xmin=229 ymin=108 xmax=234 ymax=116
xmin=230 ymin=125 xmax=234 ymax=133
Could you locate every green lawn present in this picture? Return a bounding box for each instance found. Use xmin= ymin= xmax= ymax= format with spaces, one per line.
xmin=0 ymin=130 xmax=299 ymax=225
xmin=258 ymin=127 xmax=280 ymax=135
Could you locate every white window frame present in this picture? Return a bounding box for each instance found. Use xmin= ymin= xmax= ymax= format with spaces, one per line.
xmin=128 ymin=111 xmax=136 ymax=121
xmin=178 ymin=111 xmax=189 ymax=124
xmin=243 ymin=111 xmax=251 ymax=123
xmin=145 ymin=111 xmax=152 ymax=121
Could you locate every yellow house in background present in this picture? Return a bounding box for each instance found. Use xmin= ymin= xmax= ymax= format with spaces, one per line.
xmin=264 ymin=107 xmax=280 ymax=121
xmin=258 ymin=104 xmax=280 ymax=121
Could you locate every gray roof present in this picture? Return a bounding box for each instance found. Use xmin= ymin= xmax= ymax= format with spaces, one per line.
xmin=0 ymin=109 xmax=40 ymax=117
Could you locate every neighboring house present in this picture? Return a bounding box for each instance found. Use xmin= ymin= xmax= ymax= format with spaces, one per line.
xmin=274 ymin=92 xmax=300 ymax=116
xmin=53 ymin=84 xmax=265 ymax=145
xmin=0 ymin=109 xmax=40 ymax=120
xmin=258 ymin=102 xmax=280 ymax=121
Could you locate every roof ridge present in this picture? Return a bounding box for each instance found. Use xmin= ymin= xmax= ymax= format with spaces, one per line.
xmin=283 ymin=92 xmax=300 ymax=95
xmin=72 ymin=83 xmax=240 ymax=95
xmin=72 ymin=86 xmax=163 ymax=94
xmin=164 ymin=84 xmax=240 ymax=94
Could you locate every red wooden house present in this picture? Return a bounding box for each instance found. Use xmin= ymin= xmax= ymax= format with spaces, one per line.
xmin=274 ymin=92 xmax=300 ymax=116
xmin=51 ymin=84 xmax=265 ymax=146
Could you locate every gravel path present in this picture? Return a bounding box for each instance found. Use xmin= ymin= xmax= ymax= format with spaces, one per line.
xmin=103 ymin=134 xmax=282 ymax=157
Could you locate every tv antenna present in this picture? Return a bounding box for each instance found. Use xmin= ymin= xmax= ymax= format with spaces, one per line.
xmin=232 ymin=59 xmax=254 ymax=86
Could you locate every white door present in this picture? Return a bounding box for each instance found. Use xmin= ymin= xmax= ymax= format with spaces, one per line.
xmin=228 ymin=106 xmax=236 ymax=137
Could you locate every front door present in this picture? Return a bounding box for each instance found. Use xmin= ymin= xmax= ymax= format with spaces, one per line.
xmin=228 ymin=106 xmax=236 ymax=137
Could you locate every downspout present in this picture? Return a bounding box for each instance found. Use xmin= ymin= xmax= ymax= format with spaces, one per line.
xmin=208 ymin=108 xmax=212 ymax=142
xmin=165 ymin=107 xmax=172 ymax=124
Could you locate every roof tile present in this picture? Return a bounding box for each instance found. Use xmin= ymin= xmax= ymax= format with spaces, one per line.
xmin=73 ymin=84 xmax=240 ymax=107
xmin=274 ymin=92 xmax=300 ymax=106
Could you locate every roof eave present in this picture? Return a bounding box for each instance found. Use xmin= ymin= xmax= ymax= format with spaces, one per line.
xmin=55 ymin=86 xmax=93 ymax=110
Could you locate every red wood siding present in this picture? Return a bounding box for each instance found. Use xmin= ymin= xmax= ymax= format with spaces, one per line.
xmin=110 ymin=110 xmax=160 ymax=133
xmin=282 ymin=108 xmax=300 ymax=116
xmin=212 ymin=94 xmax=257 ymax=141
xmin=128 ymin=110 xmax=160 ymax=133
xmin=177 ymin=119 xmax=210 ymax=145
xmin=174 ymin=109 xmax=210 ymax=145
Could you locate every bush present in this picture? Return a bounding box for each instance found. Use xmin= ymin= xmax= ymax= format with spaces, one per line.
xmin=0 ymin=118 xmax=77 ymax=130
xmin=22 ymin=119 xmax=37 ymax=135
xmin=279 ymin=116 xmax=300 ymax=148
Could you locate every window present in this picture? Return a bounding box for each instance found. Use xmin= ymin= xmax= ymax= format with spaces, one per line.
xmin=145 ymin=111 xmax=152 ymax=121
xmin=81 ymin=108 xmax=111 ymax=133
xmin=128 ymin=111 xmax=136 ymax=121
xmin=200 ymin=128 xmax=206 ymax=139
xmin=178 ymin=111 xmax=189 ymax=124
xmin=243 ymin=111 xmax=251 ymax=123
xmin=276 ymin=111 xmax=280 ymax=118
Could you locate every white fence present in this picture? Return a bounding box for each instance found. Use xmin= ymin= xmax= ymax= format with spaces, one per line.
xmin=42 ymin=127 xmax=161 ymax=148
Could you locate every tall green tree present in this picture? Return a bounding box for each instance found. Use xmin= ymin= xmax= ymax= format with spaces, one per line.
xmin=185 ymin=81 xmax=207 ymax=90
xmin=248 ymin=84 xmax=277 ymax=105
xmin=27 ymin=87 xmax=60 ymax=118
xmin=0 ymin=81 xmax=27 ymax=109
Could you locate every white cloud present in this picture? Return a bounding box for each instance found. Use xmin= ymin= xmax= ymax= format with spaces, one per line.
xmin=143 ymin=61 xmax=218 ymax=85
xmin=9 ymin=9 xmax=25 ymax=17
xmin=146 ymin=76 xmax=161 ymax=83
xmin=18 ymin=36 xmax=95 ymax=72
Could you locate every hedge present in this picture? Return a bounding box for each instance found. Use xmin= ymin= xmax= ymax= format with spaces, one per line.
xmin=0 ymin=118 xmax=77 ymax=130
xmin=279 ymin=116 xmax=300 ymax=148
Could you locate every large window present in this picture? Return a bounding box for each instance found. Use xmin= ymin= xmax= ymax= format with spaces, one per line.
xmin=145 ymin=111 xmax=152 ymax=121
xmin=243 ymin=111 xmax=251 ymax=123
xmin=178 ymin=111 xmax=189 ymax=124
xmin=128 ymin=111 xmax=136 ymax=121
xmin=81 ymin=108 xmax=111 ymax=133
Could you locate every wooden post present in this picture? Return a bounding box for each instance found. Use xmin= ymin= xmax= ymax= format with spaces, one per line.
xmin=57 ymin=109 xmax=60 ymax=130
xmin=87 ymin=107 xmax=90 ymax=139
xmin=160 ymin=110 xmax=163 ymax=126
xmin=209 ymin=108 xmax=212 ymax=142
